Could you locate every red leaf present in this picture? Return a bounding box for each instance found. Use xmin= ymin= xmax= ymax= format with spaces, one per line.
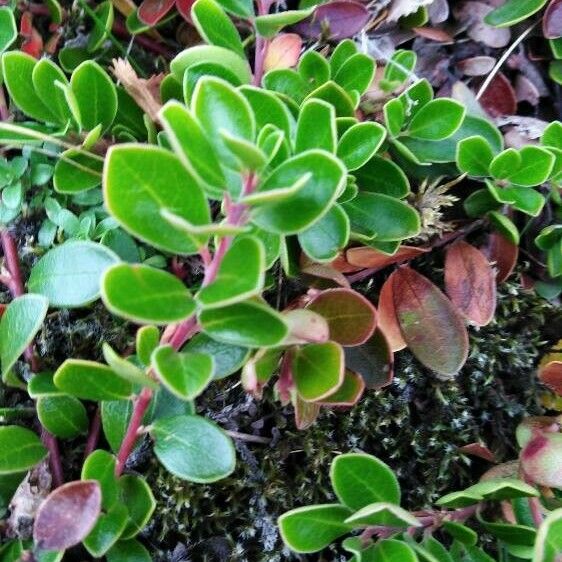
xmin=346 ymin=245 xmax=429 ymax=270
xmin=392 ymin=267 xmax=469 ymax=376
xmin=445 ymin=241 xmax=496 ymax=327
xmin=330 ymin=253 xmax=363 ymax=273
xmin=459 ymin=442 xmax=496 ymax=462
xmin=378 ymin=271 xmax=407 ymax=352
xmin=482 ymin=232 xmax=518 ymax=284
xmin=306 ymin=288 xmax=377 ymax=347
xmin=138 ymin=0 xmax=176 ymax=26
xmin=20 ymin=11 xmax=33 ymax=36
xmin=343 ymin=328 xmax=394 ymax=390
xmin=316 ymin=369 xmax=365 ymax=407
xmin=479 ymin=72 xmax=517 ymax=117
xmin=294 ymin=1 xmax=370 ymax=40
xmin=264 ymin=33 xmax=302 ymax=72
xmin=176 ymin=0 xmax=196 ymax=21
xmin=33 ymin=481 xmax=101 ymax=551
xmin=539 ymin=361 xmax=562 ymax=395
xmin=544 ymin=0 xmax=562 ymax=39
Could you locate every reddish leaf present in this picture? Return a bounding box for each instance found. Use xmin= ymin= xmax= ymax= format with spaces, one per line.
xmin=445 ymin=241 xmax=496 ymax=327
xmin=176 ymin=0 xmax=196 ymax=21
xmin=539 ymin=361 xmax=562 ymax=395
xmin=20 ymin=11 xmax=33 ymax=36
xmin=284 ymin=309 xmax=330 ymax=344
xmin=479 ymin=72 xmax=517 ymax=118
xmin=346 ymin=245 xmax=429 ymax=270
xmin=482 ymin=233 xmax=518 ymax=284
xmin=301 ymin=256 xmax=351 ymax=287
xmin=378 ymin=271 xmax=406 ymax=352
xmin=392 ymin=267 xmax=469 ymax=376
xmin=138 ymin=0 xmax=176 ymax=25
xmin=330 ymin=253 xmax=363 ymax=273
xmin=21 ymin=28 xmax=43 ymax=58
xmin=344 ymin=328 xmax=394 ymax=390
xmin=412 ymin=27 xmax=454 ymax=42
xmin=459 ymin=442 xmax=496 ymax=462
xmin=544 ymin=0 xmax=562 ymax=39
xmin=34 ymin=480 xmax=101 ymax=550
xmin=294 ymin=1 xmax=370 ymax=40
xmin=317 ymin=369 xmax=365 ymax=407
xmin=264 ymin=33 xmax=302 ymax=71
xmin=306 ymin=288 xmax=377 ymax=347
xmin=520 ymin=431 xmax=562 ymax=488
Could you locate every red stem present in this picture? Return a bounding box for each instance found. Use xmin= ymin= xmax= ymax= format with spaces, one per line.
xmin=83 ymin=407 xmax=101 ymax=460
xmin=1 ymin=229 xmax=64 ymax=487
xmin=252 ymin=0 xmax=271 ymax=86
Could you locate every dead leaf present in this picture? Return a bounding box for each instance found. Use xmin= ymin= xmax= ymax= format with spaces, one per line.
xmin=482 ymin=232 xmax=519 ymax=284
xmin=387 ymin=0 xmax=436 ymax=22
xmin=459 ymin=442 xmax=496 ymax=462
xmin=478 ymin=72 xmax=517 ymax=117
xmin=539 ymin=361 xmax=562 ymax=395
xmin=454 ymin=1 xmax=511 ymax=48
xmin=412 ymin=26 xmax=454 ymax=42
xmin=544 ymin=0 xmax=562 ymax=39
xmin=346 ymin=245 xmax=429 ymax=269
xmin=377 ymin=271 xmax=407 ymax=352
xmin=457 ymin=56 xmax=496 ymax=76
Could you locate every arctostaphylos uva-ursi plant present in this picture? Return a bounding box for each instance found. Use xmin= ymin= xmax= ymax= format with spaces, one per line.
xmin=0 ymin=0 xmax=560 ymax=559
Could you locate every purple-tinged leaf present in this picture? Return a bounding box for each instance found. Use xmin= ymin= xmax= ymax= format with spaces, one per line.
xmin=138 ymin=0 xmax=176 ymax=25
xmin=544 ymin=0 xmax=562 ymax=39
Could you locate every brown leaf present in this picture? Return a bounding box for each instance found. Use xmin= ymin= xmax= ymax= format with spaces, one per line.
xmin=539 ymin=361 xmax=562 ymax=396
xmin=378 ymin=271 xmax=407 ymax=352
xmin=457 ymin=56 xmax=496 ymax=77
xmin=459 ymin=442 xmax=496 ymax=462
xmin=412 ymin=26 xmax=454 ymax=42
xmin=482 ymin=232 xmax=518 ymax=284
xmin=393 ymin=266 xmax=469 ymax=376
xmin=445 ymin=241 xmax=496 ymax=327
xmin=111 ymin=59 xmax=163 ymax=122
xmin=293 ymin=393 xmax=320 ymax=430
xmin=346 ymin=245 xmax=429 ymax=269
xmin=33 ymin=480 xmax=101 ymax=551
xmin=479 ymin=72 xmax=517 ymax=117
xmin=264 ymin=33 xmax=302 ymax=72
xmin=330 ymin=253 xmax=363 ymax=273
xmin=543 ymin=0 xmax=562 ymax=39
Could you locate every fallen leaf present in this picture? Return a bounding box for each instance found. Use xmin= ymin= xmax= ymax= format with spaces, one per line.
xmin=454 ymin=1 xmax=511 ymax=48
xmin=482 ymin=232 xmax=518 ymax=284
xmin=457 ymin=56 xmax=496 ymax=76
xmin=459 ymin=443 xmax=496 ymax=462
xmin=445 ymin=241 xmax=496 ymax=326
xmin=392 ymin=266 xmax=469 ymax=376
xmin=387 ymin=0 xmax=436 ymax=21
xmin=412 ymin=26 xmax=454 ymax=42
xmin=478 ymin=72 xmax=517 ymax=117
xmin=539 ymin=361 xmax=562 ymax=395
xmin=515 ymin=74 xmax=541 ymax=106
xmin=377 ymin=271 xmax=407 ymax=352
xmin=346 ymin=245 xmax=429 ymax=269
xmin=264 ymin=33 xmax=302 ymax=71
xmin=543 ymin=0 xmax=562 ymax=39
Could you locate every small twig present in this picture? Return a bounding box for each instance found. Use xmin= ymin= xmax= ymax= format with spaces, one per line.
xmin=226 ymin=430 xmax=272 ymax=444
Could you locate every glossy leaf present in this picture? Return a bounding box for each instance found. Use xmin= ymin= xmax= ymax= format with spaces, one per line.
xmin=295 ymin=99 xmax=336 ymax=154
xmin=119 ymin=475 xmax=156 ymax=538
xmin=107 ymin=540 xmax=152 ymax=562
xmin=54 ymin=359 xmax=133 ymax=401
xmin=507 ymin=146 xmax=555 ymax=187
xmin=152 ymin=415 xmax=235 ymax=482
xmin=377 ymin=271 xmax=407 ymax=351
xmin=0 ymin=294 xmax=48 ymax=383
xmin=457 ymin=135 xmax=494 ymax=177
xmin=33 ymin=481 xmax=102 ymax=550
xmin=53 ymin=149 xmax=103 ymax=193
xmin=37 ymin=395 xmax=88 ymax=439
xmin=81 ymin=450 xmax=119 ymax=510
xmin=371 ymin=539 xmax=418 ymax=562
xmin=344 ymin=502 xmax=420 ymax=528
xmin=392 ymin=267 xmax=469 ymax=376
xmin=102 ymin=343 xmax=158 ymax=389
xmin=101 ymin=263 xmax=196 ymax=324
xmin=32 ymin=58 xmax=73 ymax=125
xmin=534 ymin=508 xmax=562 ymax=562
xmin=255 ymin=8 xmax=314 ymax=38
xmin=0 ymin=426 xmax=47 ymax=474
xmin=83 ymin=503 xmax=128 ymax=557
xmin=445 ymin=241 xmax=496 ymax=326
xmin=484 ymin=0 xmax=548 ymax=27
xmin=0 ymin=8 xmax=17 ymax=53
xmin=407 ymin=98 xmax=466 ymax=140
xmin=316 ymin=369 xmax=365 ymax=406
xmin=353 ymin=155 xmax=410 ymax=198
xmin=337 ymin=123 xmax=386 ymax=171
xmin=28 ymin=241 xmax=119 ymax=308
xmin=333 ymin=53 xmax=375 ymax=95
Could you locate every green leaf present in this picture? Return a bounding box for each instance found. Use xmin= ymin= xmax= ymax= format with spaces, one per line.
xmin=104 ymin=144 xmax=210 ymax=255
xmin=239 ymin=86 xmax=294 ymax=138
xmin=298 ymin=204 xmax=350 ymax=262
xmin=101 ymin=400 xmax=133 ymax=453
xmin=489 ymin=185 xmax=545 ymax=217
xmin=71 ymin=61 xmax=117 ymax=132
xmin=295 ymin=99 xmax=337 ymax=153
xmin=330 ymin=39 xmax=358 ymax=76
xmin=306 ymin=81 xmax=355 ymax=117
xmin=255 ymin=8 xmax=314 ymax=38
xmin=442 ymin=521 xmax=478 ymax=546
xmin=53 ymin=149 xmax=103 ymax=193
xmin=534 ymin=508 xmax=562 ymax=562
xmin=337 ymin=123 xmax=386 ymax=171
xmin=28 ymin=241 xmax=119 ymax=308
xmin=171 ymin=45 xmax=252 ymax=85
xmin=28 ymin=373 xmax=63 ymax=398
xmin=136 ymin=326 xmax=160 ymax=367
xmin=507 ymin=146 xmax=555 ymax=187
xmin=192 ymin=0 xmax=245 ymax=56
xmin=484 ymin=0 xmax=548 ymax=28
xmin=407 ymin=98 xmax=465 ymax=141
xmin=398 ymin=78 xmax=434 ymax=118
xmin=1 ymin=52 xmax=57 ymax=122
xmin=81 ymin=450 xmax=119 ymax=510
xmin=371 ymin=539 xmax=418 ymax=562
xmin=83 ymin=503 xmax=128 ymax=557
xmin=353 ymin=155 xmax=410 ymax=198
xmin=334 ymin=53 xmax=375 ymax=95
xmin=152 ymin=415 xmax=235 ymax=482
xmin=490 ymin=148 xmax=521 ymax=179
xmin=465 ymin=188 xmax=504 ymax=217
xmin=436 ymin=489 xmax=485 ymax=508
xmin=384 ymin=49 xmax=417 ymax=87
xmin=152 ymin=345 xmax=213 ymax=400
xmin=457 ymin=136 xmax=494 ymax=177
xmin=278 ymin=504 xmax=353 ymax=553
xmin=384 ymin=98 xmax=405 ymax=137
xmin=344 ymin=502 xmax=420 ymax=528
xmin=263 ymin=69 xmax=310 ymax=104
xmin=87 ymin=0 xmax=114 ymax=52
xmin=298 ymin=50 xmax=330 ymax=90
xmin=101 ymin=263 xmax=196 ymax=324
xmin=31 ymin=58 xmax=73 ymax=125
xmin=118 ymin=475 xmax=156 ymax=539
xmin=0 ymin=8 xmax=17 ymax=52
xmin=465 ymin=478 xmax=539 ymax=501
xmin=184 ymin=332 xmax=249 ymax=379
xmin=214 ymin=0 xmax=253 ymax=16
xmin=106 ymin=540 xmax=151 ymax=562
xmin=192 ymin=76 xmax=255 ymax=172
xmin=199 ymin=299 xmax=289 ymax=348
xmin=488 ymin=211 xmax=520 ymax=245
xmin=251 ymin=150 xmax=346 ymax=234
xmin=343 ymin=192 xmax=420 ymax=241
xmin=37 ymin=395 xmax=88 ymax=439
xmin=197 ymin=236 xmax=265 ymax=308
xmin=220 ymin=130 xmax=267 ymax=171
xmin=0 ymin=426 xmax=47 ymax=474
xmin=0 ymin=294 xmax=48 ymax=384
xmin=330 ymin=453 xmax=400 ymax=510
xmin=542 ymin=121 xmax=562 ymax=150
xmin=292 ymin=341 xmax=344 ymax=401
xmin=54 ymin=359 xmax=133 ymax=401
xmin=102 ymin=343 xmax=158 ymax=389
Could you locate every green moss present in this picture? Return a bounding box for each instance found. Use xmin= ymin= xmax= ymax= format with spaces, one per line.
xmin=146 ymin=280 xmax=560 ymax=561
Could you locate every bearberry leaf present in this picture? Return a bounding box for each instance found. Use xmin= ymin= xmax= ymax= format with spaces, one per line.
xmin=407 ymin=99 xmax=465 ymax=140
xmin=37 ymin=395 xmax=89 ymax=439
xmin=353 ymin=155 xmax=410 ymax=198
xmin=484 ymin=0 xmax=548 ymax=28
xmin=457 ymin=135 xmax=494 ymax=177
xmin=255 ymin=8 xmax=314 ymax=38
xmin=81 ymin=450 xmax=119 ymax=510
xmin=337 ymin=123 xmax=386 ymax=171
xmin=0 ymin=426 xmax=47 ymax=474
xmin=119 ymin=475 xmax=156 ymax=539
xmin=344 ymin=502 xmax=420 ymax=528
xmin=0 ymin=8 xmax=17 ymax=53
xmin=295 ymin=99 xmax=336 ymax=153
xmin=83 ymin=503 xmax=128 ymax=558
